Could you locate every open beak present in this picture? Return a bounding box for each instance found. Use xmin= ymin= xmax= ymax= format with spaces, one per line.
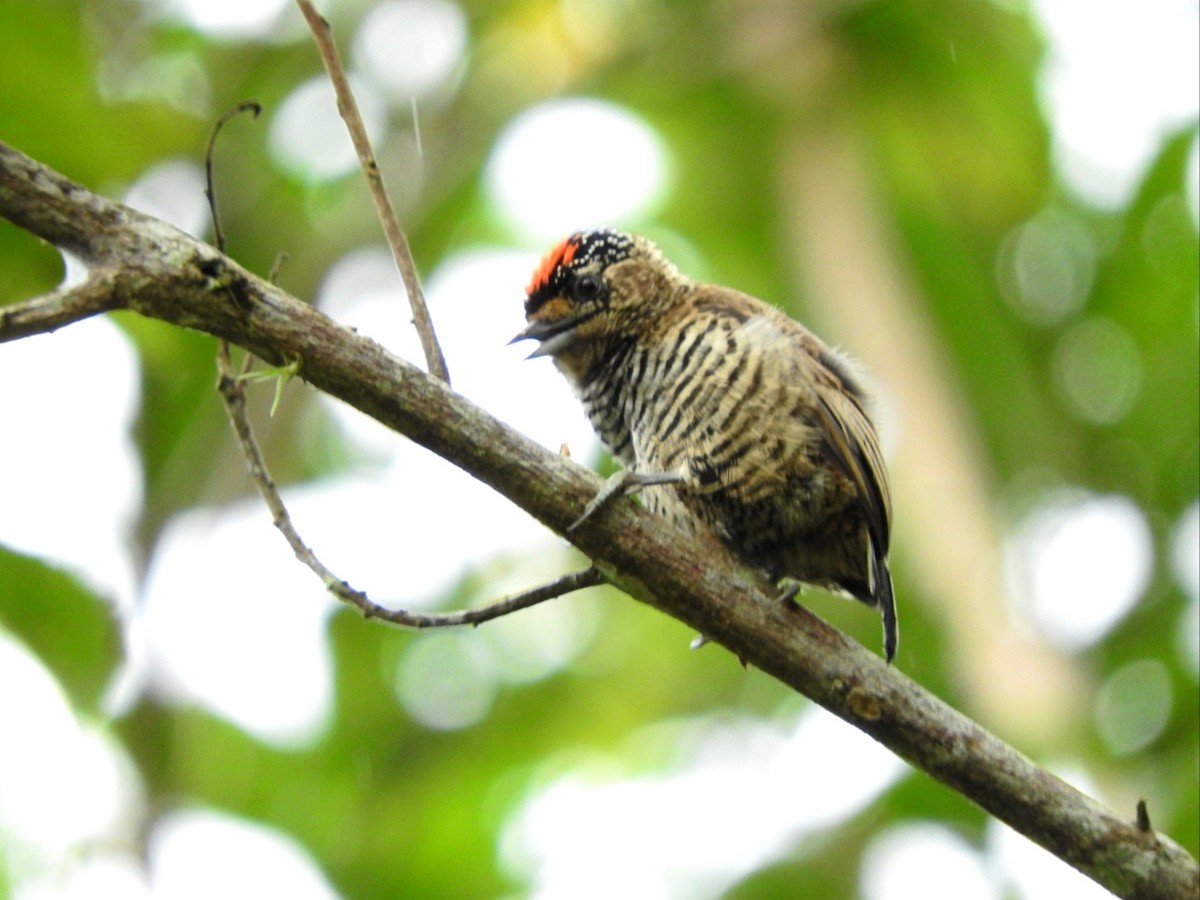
xmin=510 ymin=316 xmax=584 ymax=360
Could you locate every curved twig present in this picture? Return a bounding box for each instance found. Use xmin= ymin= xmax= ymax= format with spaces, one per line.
xmin=204 ymin=101 xmax=262 ymax=253
xmin=215 ymin=339 xmax=603 ymax=627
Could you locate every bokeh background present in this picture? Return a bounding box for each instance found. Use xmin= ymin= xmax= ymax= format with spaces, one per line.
xmin=0 ymin=0 xmax=1196 ymax=897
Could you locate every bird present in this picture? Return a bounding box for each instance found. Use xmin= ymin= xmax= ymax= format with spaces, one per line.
xmin=512 ymin=229 xmax=897 ymax=662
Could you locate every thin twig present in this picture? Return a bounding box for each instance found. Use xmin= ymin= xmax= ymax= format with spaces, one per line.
xmin=267 ymin=250 xmax=290 ymax=285
xmin=204 ymin=101 xmax=262 ymax=253
xmin=215 ymin=344 xmax=601 ymax=627
xmin=295 ymin=0 xmax=450 ymax=384
xmin=352 ymin=566 xmax=607 ymax=628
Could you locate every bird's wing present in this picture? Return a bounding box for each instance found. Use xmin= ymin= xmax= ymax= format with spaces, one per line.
xmin=711 ymin=300 xmax=898 ymax=658
xmin=734 ymin=308 xmax=892 ymax=553
xmin=812 ymin=377 xmax=891 ymax=557
xmin=814 ymin=374 xmax=898 ymax=661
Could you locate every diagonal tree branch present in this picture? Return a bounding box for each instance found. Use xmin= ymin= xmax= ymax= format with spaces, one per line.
xmin=0 ymin=140 xmax=1196 ymax=900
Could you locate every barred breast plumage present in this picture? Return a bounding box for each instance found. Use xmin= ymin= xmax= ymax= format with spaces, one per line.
xmin=514 ymin=229 xmax=897 ymax=661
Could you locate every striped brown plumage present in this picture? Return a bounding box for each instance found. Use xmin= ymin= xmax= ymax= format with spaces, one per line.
xmin=515 ymin=229 xmax=897 ymax=661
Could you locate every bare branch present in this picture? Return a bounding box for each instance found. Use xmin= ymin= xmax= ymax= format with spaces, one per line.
xmin=205 ymin=101 xmax=262 ymax=253
xmin=0 ymin=277 xmax=116 ymax=342
xmin=0 ymin=140 xmax=1196 ymax=900
xmin=215 ymin=341 xmax=602 ymax=627
xmin=295 ymin=0 xmax=450 ymax=384
xmin=352 ymin=567 xmax=606 ymax=628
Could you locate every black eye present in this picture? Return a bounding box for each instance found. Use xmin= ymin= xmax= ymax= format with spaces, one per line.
xmin=571 ymin=274 xmax=602 ymax=303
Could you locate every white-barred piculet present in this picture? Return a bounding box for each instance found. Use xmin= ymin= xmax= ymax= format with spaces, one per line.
xmin=514 ymin=230 xmax=897 ymax=662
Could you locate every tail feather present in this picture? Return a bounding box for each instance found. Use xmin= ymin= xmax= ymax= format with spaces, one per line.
xmin=874 ymin=548 xmax=898 ymax=664
xmin=838 ymin=547 xmax=898 ymax=662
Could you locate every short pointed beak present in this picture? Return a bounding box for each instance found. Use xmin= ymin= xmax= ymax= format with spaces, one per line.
xmin=510 ymin=318 xmax=580 ymax=360
xmin=509 ymin=320 xmax=546 ymax=345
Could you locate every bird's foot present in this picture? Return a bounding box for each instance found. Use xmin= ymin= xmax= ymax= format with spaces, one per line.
xmin=568 ymin=467 xmax=684 ymax=532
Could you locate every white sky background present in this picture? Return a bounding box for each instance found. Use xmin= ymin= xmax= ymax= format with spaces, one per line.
xmin=0 ymin=0 xmax=1197 ymax=897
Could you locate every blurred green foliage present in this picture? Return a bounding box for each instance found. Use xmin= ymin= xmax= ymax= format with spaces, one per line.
xmin=0 ymin=0 xmax=1196 ymax=897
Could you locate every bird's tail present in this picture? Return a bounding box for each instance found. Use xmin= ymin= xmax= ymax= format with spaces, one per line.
xmin=874 ymin=548 xmax=898 ymax=664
